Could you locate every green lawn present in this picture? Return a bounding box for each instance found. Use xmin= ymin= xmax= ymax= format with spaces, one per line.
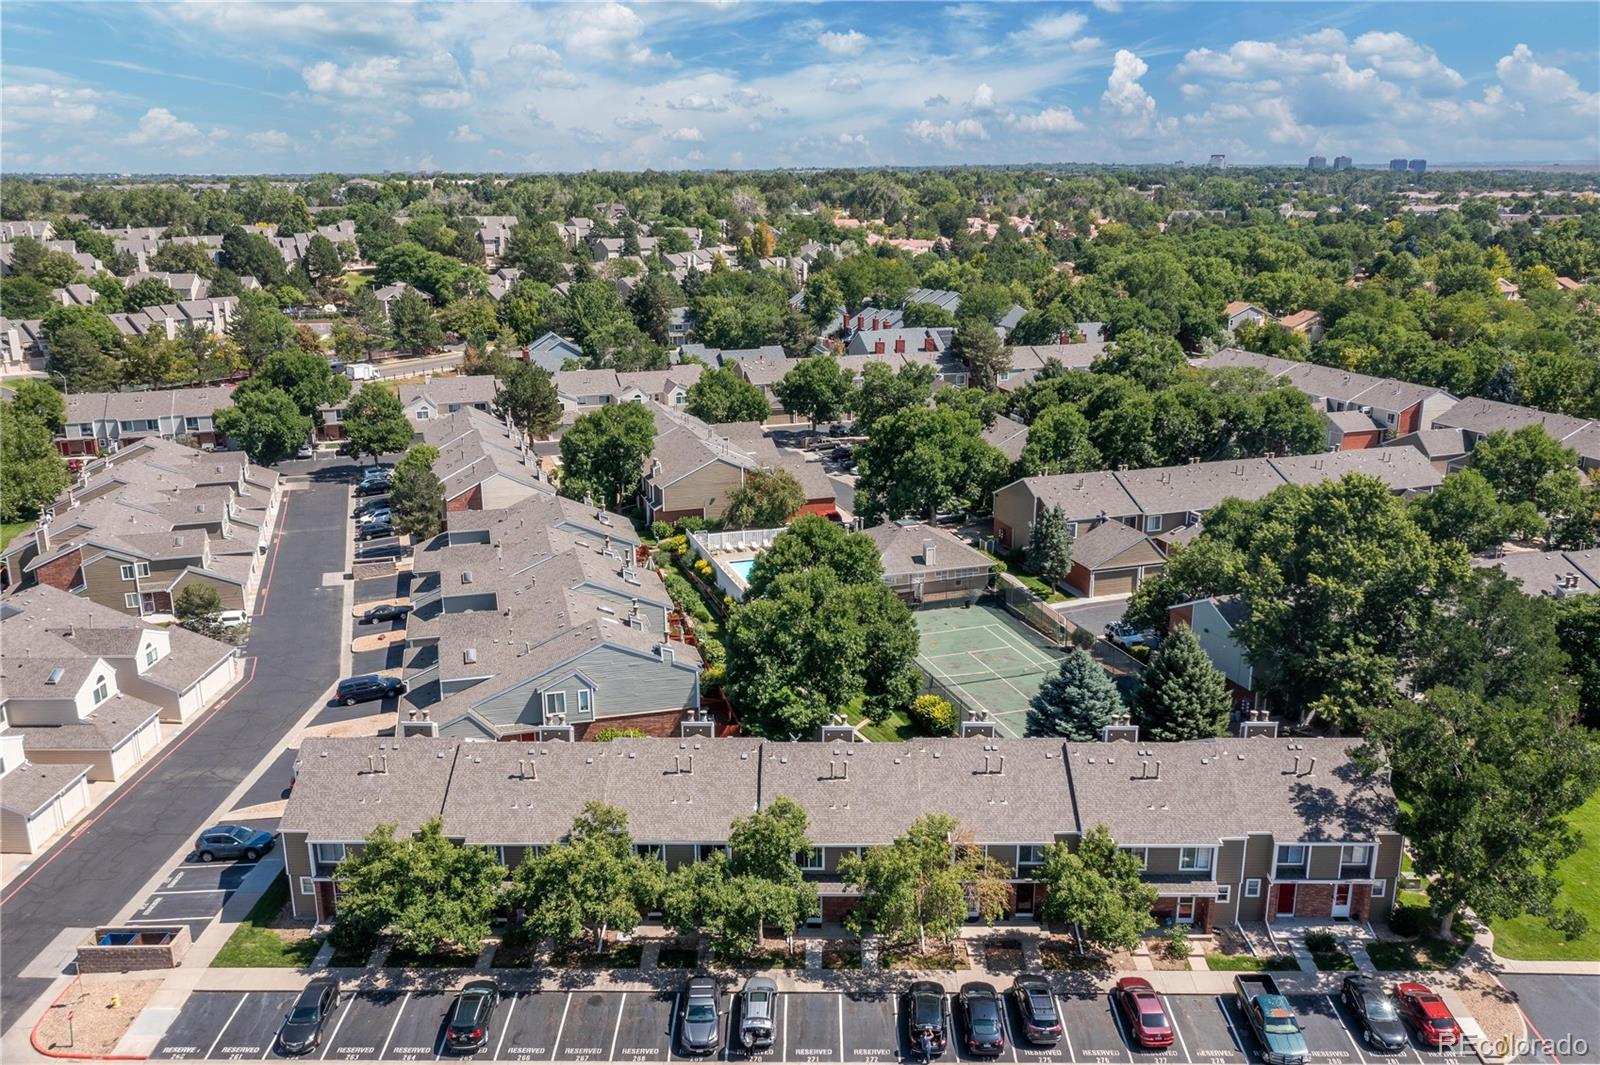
xmin=211 ymin=873 xmax=324 ymax=968
xmin=856 ymin=706 xmax=916 ymax=742
xmin=1205 ymin=953 xmax=1301 ymax=972
xmin=1 ymin=522 xmax=31 ymax=551
xmin=1489 ymin=788 xmax=1600 ymax=961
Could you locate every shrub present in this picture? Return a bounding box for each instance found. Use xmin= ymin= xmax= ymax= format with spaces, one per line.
xmin=661 ymin=569 xmax=712 ymax=623
xmin=701 ymin=663 xmax=726 ymax=691
xmin=675 ymin=516 xmax=707 ymax=534
xmin=693 ymin=558 xmax=713 ymax=578
xmin=1161 ymin=925 xmax=1189 ymax=961
xmin=992 ymin=559 xmax=1007 ymax=574
xmin=650 ymin=521 xmax=674 ymax=540
xmin=697 ymin=633 xmax=726 ymax=667
xmin=908 ymin=694 xmax=958 ymax=736
xmin=1071 ymin=627 xmax=1097 ymax=650
xmin=1304 ymin=931 xmax=1339 ymax=954
xmin=594 ymin=727 xmax=647 ymax=742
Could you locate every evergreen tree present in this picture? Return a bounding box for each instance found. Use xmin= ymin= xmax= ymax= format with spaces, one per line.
xmin=1026 ymin=504 xmax=1074 ymax=588
xmin=1027 ymin=648 xmax=1124 ymax=740
xmin=1132 ymin=625 xmax=1231 ymax=741
xmin=494 ymin=362 xmax=563 ymax=443
xmin=389 ymin=445 xmax=444 ymax=540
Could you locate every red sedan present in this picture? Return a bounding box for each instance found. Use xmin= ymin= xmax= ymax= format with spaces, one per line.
xmin=1113 ymin=977 xmax=1175 ymax=1049
xmin=1396 ymin=982 xmax=1462 ymax=1048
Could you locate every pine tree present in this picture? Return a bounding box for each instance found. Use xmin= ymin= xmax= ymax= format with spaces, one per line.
xmin=1026 ymin=648 xmax=1124 ymax=740
xmin=1132 ymin=625 xmax=1231 ymax=741
xmin=1027 ymin=504 xmax=1074 ymax=588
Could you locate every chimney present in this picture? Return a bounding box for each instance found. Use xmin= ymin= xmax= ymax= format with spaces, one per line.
xmin=923 ymin=538 xmax=935 ymax=567
xmin=1153 ymin=760 xmax=1161 ymax=780
xmin=1290 ymin=755 xmax=1301 ymax=775
xmin=379 ymin=755 xmax=388 ymax=774
xmin=1139 ymin=760 xmax=1149 ymax=779
xmin=33 ymin=521 xmax=51 ymax=555
xmin=894 ymin=337 xmax=906 ymax=354
xmin=366 ymin=754 xmax=375 ymax=774
xmin=1303 ymin=756 xmax=1316 ymax=776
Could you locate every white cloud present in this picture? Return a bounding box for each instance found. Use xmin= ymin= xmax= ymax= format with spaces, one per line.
xmin=449 ymin=124 xmax=483 ymax=143
xmin=967 ymin=82 xmax=996 ymax=113
xmin=563 ymin=2 xmax=644 ymax=55
xmin=419 ymin=89 xmax=472 ymax=109
xmin=838 ymin=132 xmax=867 ymax=146
xmin=1348 ymin=31 xmax=1464 ymax=91
xmin=302 ymin=53 xmax=464 ymax=102
xmin=615 ymin=112 xmax=659 ymax=131
xmin=1 ymin=82 xmax=99 ymax=129
xmin=907 ymin=117 xmax=989 ymax=148
xmin=668 ymin=93 xmax=729 ymax=112
xmin=1103 ymin=49 xmax=1154 ymax=115
xmin=1005 ymin=106 xmax=1084 ymax=133
xmin=827 ymin=75 xmax=863 ymax=94
xmin=818 ymin=29 xmax=870 ymax=56
xmin=669 ymin=126 xmax=704 ymax=142
xmin=923 ymin=94 xmax=950 ymax=108
xmin=123 ymin=107 xmax=219 ymax=156
xmin=727 ymin=87 xmax=771 ymax=108
xmin=1012 ymin=11 xmax=1087 ymax=45
xmin=1092 ymin=0 xmax=1122 ymax=11
xmin=247 ymin=129 xmax=293 ymax=150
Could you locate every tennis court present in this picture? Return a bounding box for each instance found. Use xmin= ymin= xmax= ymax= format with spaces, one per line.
xmin=914 ymin=600 xmax=1067 ymax=737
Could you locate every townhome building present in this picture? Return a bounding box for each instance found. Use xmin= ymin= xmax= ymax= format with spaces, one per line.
xmin=56 ymin=386 xmax=237 ymax=456
xmin=861 ymin=522 xmax=995 ymax=605
xmin=106 ymin=297 xmax=238 ymax=342
xmin=0 ymin=239 xmax=102 ymax=277
xmin=1 ymin=220 xmax=54 ymax=241
xmin=640 ymin=405 xmax=836 ymax=523
xmin=279 ymin=733 xmax=1400 ymax=932
xmin=523 ymin=331 xmax=584 ymax=372
xmin=992 ymin=447 xmax=1442 ymax=555
xmin=1433 ymin=396 xmax=1600 ymax=472
xmin=1474 ymin=548 xmax=1600 ymax=598
xmin=1 ymin=317 xmax=47 ymax=373
xmin=419 ymin=408 xmax=556 ymax=512
xmin=268 ymin=221 xmax=357 ymax=266
xmin=398 ymin=376 xmax=498 ymax=424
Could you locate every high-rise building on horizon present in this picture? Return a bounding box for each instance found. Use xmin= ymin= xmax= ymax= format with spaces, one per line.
xmin=1209 ymin=154 xmax=1227 ymax=168
xmin=1333 ymin=155 xmax=1353 ymax=171
xmin=1390 ymin=158 xmax=1409 ymax=171
xmin=1308 ymin=155 xmax=1327 ymax=169
xmin=1408 ymin=159 xmax=1427 ymax=173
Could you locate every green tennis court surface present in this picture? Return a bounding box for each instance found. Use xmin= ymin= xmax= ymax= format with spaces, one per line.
xmin=914 ymin=601 xmax=1067 ymax=737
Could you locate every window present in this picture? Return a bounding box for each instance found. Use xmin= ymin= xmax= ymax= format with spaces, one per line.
xmin=185 ymin=417 xmax=201 ymax=431
xmin=1179 ymin=847 xmax=1213 ymax=872
xmin=1122 ymin=847 xmax=1147 ymax=870
xmin=299 ymin=876 xmax=314 ymax=897
xmin=1018 ymin=844 xmax=1046 ymax=866
xmin=1216 ymin=884 xmax=1231 ymax=904
xmin=1276 ymin=845 xmax=1306 ymax=866
xmin=576 ymin=689 xmax=592 ymax=716
xmin=144 ymin=644 xmax=160 ymax=667
xmin=635 ymin=844 xmax=663 ymax=862
xmin=121 ymin=564 xmax=137 ymax=581
xmin=1244 ymin=878 xmax=1262 ymax=898
xmin=124 ymin=593 xmax=140 ymax=609
xmin=1371 ymin=880 xmax=1386 ymax=897
xmin=92 ymin=676 xmax=110 ymax=704
xmin=416 ymin=409 xmax=430 ymax=420
xmin=696 ymin=843 xmax=729 ymax=861
xmin=1144 ymin=514 xmax=1163 ymax=532
xmin=543 ymin=691 xmax=566 ymax=718
xmin=120 ymin=561 xmax=150 ymax=580
xmin=1342 ymin=844 xmax=1371 ymax=864
xmin=798 ymin=847 xmax=824 ymax=871
xmin=314 ymin=842 xmax=346 ymax=864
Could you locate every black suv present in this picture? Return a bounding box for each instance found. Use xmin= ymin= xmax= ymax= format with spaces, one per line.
xmin=1010 ymin=975 xmax=1062 ymax=1045
xmin=277 ymin=978 xmax=339 ymax=1055
xmin=445 ymin=980 xmax=499 ymax=1053
xmin=335 ymin=674 xmax=406 ymax=706
xmin=903 ymin=981 xmax=949 ymax=1059
xmin=957 ymin=982 xmax=1006 ymax=1057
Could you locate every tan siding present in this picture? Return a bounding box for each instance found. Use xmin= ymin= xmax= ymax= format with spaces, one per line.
xmin=662 ymin=461 xmax=745 ymax=521
xmin=81 ymin=556 xmax=140 ymax=613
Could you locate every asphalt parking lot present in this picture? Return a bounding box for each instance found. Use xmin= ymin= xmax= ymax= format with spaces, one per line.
xmin=122 ymin=848 xmax=281 ymax=944
xmin=149 ymin=987 xmax=1475 ymax=1063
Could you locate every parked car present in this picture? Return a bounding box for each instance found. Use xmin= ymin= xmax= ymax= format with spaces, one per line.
xmin=276 ymin=978 xmax=339 ymax=1055
xmin=357 ymin=508 xmax=393 ymax=527
xmin=335 ymin=674 xmax=406 ymax=706
xmin=361 ymin=603 xmax=412 ymax=624
xmin=296 ymin=442 xmax=315 ymax=460
xmin=956 ymin=982 xmax=1006 ymax=1057
xmin=736 ymin=976 xmax=777 ymax=1052
xmin=355 ymin=479 xmax=390 ymax=497
xmin=195 ymin=824 xmax=276 ymax=863
xmin=902 ymin=981 xmax=949 ymax=1059
xmin=1104 ymin=622 xmax=1155 ymax=652
xmin=1341 ymin=975 xmax=1408 ymax=1053
xmin=1113 ymin=977 xmax=1175 ymax=1050
xmin=356 ymin=521 xmax=394 ymax=541
xmin=678 ymin=976 xmax=721 ymax=1056
xmin=1396 ymin=982 xmax=1461 ymax=1048
xmin=1233 ymin=974 xmax=1307 ymax=1065
xmin=1009 ymin=975 xmax=1062 ymax=1046
xmin=444 ymin=980 xmax=500 ymax=1053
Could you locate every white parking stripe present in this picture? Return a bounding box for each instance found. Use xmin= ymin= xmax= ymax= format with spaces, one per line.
xmin=149 ymin=888 xmax=235 ymax=895
xmin=207 ymin=993 xmax=250 ymax=1060
xmin=551 ymin=992 xmax=573 ymax=1057
xmin=1058 ymin=997 xmax=1077 ymax=1064
xmin=379 ymin=991 xmax=413 ymax=1059
xmin=1329 ymin=996 xmax=1368 ymax=1065
xmin=318 ymin=992 xmax=352 ymax=1060
xmin=998 ymin=992 xmax=1018 ymax=1062
xmin=1161 ymin=996 xmax=1193 ymax=1064
xmin=492 ymin=993 xmax=519 ymax=1060
xmin=782 ymin=993 xmax=789 ymax=1062
xmin=1216 ymin=997 xmax=1248 ymax=1058
xmin=838 ymin=993 xmax=845 ymax=1063
xmin=610 ymin=993 xmax=629 ymax=1060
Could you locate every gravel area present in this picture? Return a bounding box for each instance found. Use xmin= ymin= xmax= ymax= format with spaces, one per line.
xmin=34 ymin=979 xmax=161 ymax=1056
xmin=1458 ymin=973 xmax=1527 ymax=1058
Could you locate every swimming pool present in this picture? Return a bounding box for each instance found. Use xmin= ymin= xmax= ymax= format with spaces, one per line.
xmin=727 ymin=558 xmax=756 ymax=583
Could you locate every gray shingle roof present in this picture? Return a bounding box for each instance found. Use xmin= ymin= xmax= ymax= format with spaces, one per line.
xmin=1068 ymin=519 xmax=1158 ymax=571
xmin=281 ymin=737 xmax=458 ymax=841
xmin=861 ymin=522 xmax=994 ymax=579
xmin=0 ymin=761 xmax=92 ymax=817
xmin=1475 ymin=548 xmax=1600 ymax=597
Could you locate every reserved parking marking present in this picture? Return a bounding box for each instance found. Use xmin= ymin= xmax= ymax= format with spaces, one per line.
xmin=207 ymin=993 xmax=250 ymax=1061
xmin=494 ymin=993 xmax=518 ymax=1061
xmin=317 ymin=993 xmax=352 ymax=1060
xmin=378 ymin=991 xmax=412 ymax=1060
xmin=1164 ymin=995 xmax=1194 ymax=1064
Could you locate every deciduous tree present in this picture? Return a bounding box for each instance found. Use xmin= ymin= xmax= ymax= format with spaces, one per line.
xmin=745 ymin=513 xmax=883 ymax=599
xmin=1037 ymin=826 xmax=1158 ymax=951
xmin=558 ymin=402 xmax=656 ymax=511
xmin=0 ymin=402 xmax=69 ymax=522
xmin=773 ymin=355 xmax=854 ymax=428
xmin=724 ymin=467 xmax=805 ymax=529
xmin=332 ymin=819 xmax=506 ymax=954
xmin=342 ymin=383 xmax=414 ymax=464
xmin=494 ymin=362 xmax=562 ymax=443
xmin=838 ymin=814 xmax=1008 ymax=952
xmin=213 ymin=387 xmax=310 ymax=466
xmin=686 ymin=366 xmax=770 ymax=424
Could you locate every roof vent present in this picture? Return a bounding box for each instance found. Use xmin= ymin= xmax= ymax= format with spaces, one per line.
xmin=462 ymin=570 xmax=474 ymax=584
xmin=464 ymin=648 xmax=478 ymax=664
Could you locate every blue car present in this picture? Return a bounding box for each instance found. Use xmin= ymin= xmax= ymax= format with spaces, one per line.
xmin=196 ymin=824 xmax=276 ymax=863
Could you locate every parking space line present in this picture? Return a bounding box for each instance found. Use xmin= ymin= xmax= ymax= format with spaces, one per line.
xmin=1162 ymin=996 xmax=1193 ymax=1064
xmin=610 ymin=992 xmax=628 ymax=1060
xmin=551 ymin=992 xmax=573 ymax=1057
xmin=837 ymin=993 xmax=845 ymax=1063
xmin=148 ymin=887 xmax=234 ymax=895
xmin=998 ymin=993 xmax=1018 ymax=1062
xmin=207 ymin=993 xmax=250 ymax=1061
xmin=494 ymin=993 xmax=518 ymax=1060
xmin=782 ymin=993 xmax=789 ymax=1062
xmin=1215 ymin=997 xmax=1247 ymax=1059
xmin=318 ymin=992 xmax=352 ymax=1060
xmin=1328 ymin=996 xmax=1368 ymax=1065
xmin=1109 ymin=992 xmax=1132 ymax=1052
xmin=669 ymin=993 xmax=680 ymax=1060
xmin=379 ymin=991 xmax=413 ymax=1059
xmin=1058 ymin=997 xmax=1076 ymax=1064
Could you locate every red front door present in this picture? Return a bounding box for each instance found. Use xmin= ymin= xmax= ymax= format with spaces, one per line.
xmin=1276 ymin=883 xmax=1297 ymax=918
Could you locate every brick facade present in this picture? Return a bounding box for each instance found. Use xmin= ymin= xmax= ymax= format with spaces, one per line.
xmin=571 ymin=708 xmax=688 ymax=741
xmin=32 ymin=548 xmax=84 ymax=592
xmin=446 ymin=484 xmax=484 ymax=512
xmin=76 ymin=925 xmax=191 ymax=972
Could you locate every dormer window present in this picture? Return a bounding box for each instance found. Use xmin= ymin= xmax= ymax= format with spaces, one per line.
xmin=92 ymin=676 xmax=110 ymax=704
xmin=144 ymin=644 xmax=160 ymax=667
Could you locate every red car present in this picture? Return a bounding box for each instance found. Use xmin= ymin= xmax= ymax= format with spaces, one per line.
xmin=1396 ymin=983 xmax=1461 ymax=1048
xmin=1113 ymin=977 xmax=1175 ymax=1049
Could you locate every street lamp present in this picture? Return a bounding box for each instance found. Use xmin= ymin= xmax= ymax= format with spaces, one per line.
xmin=46 ymin=369 xmax=69 ymax=396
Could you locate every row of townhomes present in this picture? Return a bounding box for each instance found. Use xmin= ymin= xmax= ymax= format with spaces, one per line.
xmin=0 ymin=585 xmax=241 ymax=853
xmin=57 ymin=385 xmax=238 ymax=457
xmin=992 ymin=447 xmax=1444 ymax=597
xmin=1 ymin=436 xmax=283 ymax=618
xmin=281 ymin=732 xmax=1402 ymax=934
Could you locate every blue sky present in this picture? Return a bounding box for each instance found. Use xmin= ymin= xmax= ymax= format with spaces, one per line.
xmin=3 ymin=1 xmax=1596 ymax=173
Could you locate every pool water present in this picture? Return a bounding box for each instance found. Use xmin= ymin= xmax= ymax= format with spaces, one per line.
xmin=727 ymin=558 xmax=757 ymax=582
